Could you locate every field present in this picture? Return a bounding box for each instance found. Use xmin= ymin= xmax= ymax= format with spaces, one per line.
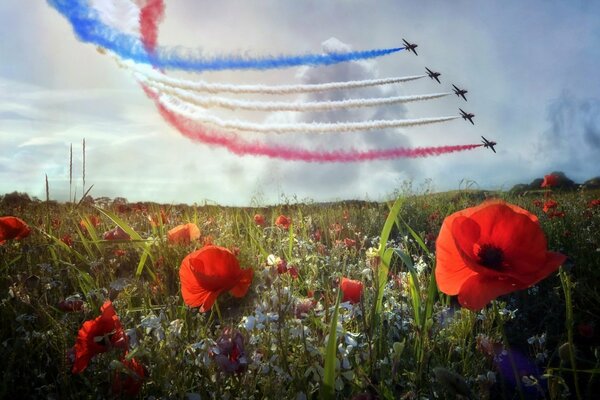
xmin=1 ymin=185 xmax=600 ymax=399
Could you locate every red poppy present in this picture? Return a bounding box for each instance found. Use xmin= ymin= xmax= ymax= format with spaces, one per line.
xmin=588 ymin=199 xmax=600 ymax=209
xmin=532 ymin=199 xmax=543 ymax=208
xmin=547 ymin=211 xmax=565 ymax=219
xmin=253 ymin=214 xmax=265 ymax=226
xmin=340 ymin=277 xmax=364 ymax=304
xmin=344 ymin=238 xmax=357 ymax=248
xmin=541 ymin=174 xmax=559 ymax=188
xmin=275 ymin=215 xmax=291 ymax=230
xmin=72 ymin=300 xmax=128 ymax=374
xmin=179 ymin=245 xmax=253 ymax=312
xmin=103 ymin=226 xmax=131 ymax=241
xmin=112 ymin=357 xmax=145 ymax=397
xmin=167 ymin=223 xmax=200 ymax=245
xmin=542 ymin=200 xmax=558 ymax=213
xmin=435 ymin=200 xmax=566 ymax=311
xmin=61 ymin=234 xmax=74 ymax=247
xmin=113 ymin=248 xmax=127 ymax=257
xmin=312 ymin=229 xmax=322 ymax=242
xmin=79 ymin=215 xmax=101 ymax=230
xmin=0 ymin=216 xmax=31 ymax=244
xmin=148 ymin=209 xmax=169 ymax=227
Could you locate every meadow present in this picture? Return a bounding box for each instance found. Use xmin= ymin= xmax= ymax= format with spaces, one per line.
xmin=1 ymin=181 xmax=599 ymax=399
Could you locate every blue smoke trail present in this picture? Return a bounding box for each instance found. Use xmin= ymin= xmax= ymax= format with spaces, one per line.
xmin=48 ymin=0 xmax=404 ymax=72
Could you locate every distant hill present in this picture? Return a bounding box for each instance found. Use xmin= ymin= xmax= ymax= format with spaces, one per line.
xmin=510 ymin=171 xmax=600 ymax=193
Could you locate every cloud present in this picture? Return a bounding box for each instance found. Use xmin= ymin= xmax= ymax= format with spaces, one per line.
xmin=534 ymin=92 xmax=600 ymax=180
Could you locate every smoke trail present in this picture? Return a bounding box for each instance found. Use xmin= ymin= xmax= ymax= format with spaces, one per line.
xmin=147 ymin=88 xmax=482 ymax=162
xmin=130 ymin=63 xmax=426 ymax=94
xmin=156 ymin=94 xmax=458 ymax=133
xmin=48 ymin=0 xmax=404 ymax=72
xmin=148 ymin=82 xmax=450 ymax=112
xmin=90 ymin=0 xmax=140 ymax=36
xmin=140 ymin=0 xmax=165 ymax=52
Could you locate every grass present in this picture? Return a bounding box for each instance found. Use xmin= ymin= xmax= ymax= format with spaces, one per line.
xmin=1 ymin=186 xmax=600 ymax=399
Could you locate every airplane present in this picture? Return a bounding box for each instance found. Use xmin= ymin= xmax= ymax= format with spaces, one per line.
xmin=481 ymin=136 xmax=497 ymax=153
xmin=452 ymin=84 xmax=468 ymax=101
xmin=425 ymin=67 xmax=441 ymax=84
xmin=402 ymin=39 xmax=418 ymax=56
xmin=459 ymin=108 xmax=475 ymax=125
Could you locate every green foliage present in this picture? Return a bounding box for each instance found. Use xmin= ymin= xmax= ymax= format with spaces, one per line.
xmin=0 ymin=188 xmax=599 ymax=398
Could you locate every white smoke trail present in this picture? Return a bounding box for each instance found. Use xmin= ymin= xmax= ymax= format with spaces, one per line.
xmin=149 ymin=81 xmax=450 ymax=112
xmin=90 ymin=0 xmax=141 ymax=36
xmin=126 ymin=60 xmax=426 ymax=95
xmin=156 ymin=92 xmax=459 ymax=134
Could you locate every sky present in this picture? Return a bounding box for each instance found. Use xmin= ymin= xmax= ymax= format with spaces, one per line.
xmin=1 ymin=0 xmax=599 ymax=206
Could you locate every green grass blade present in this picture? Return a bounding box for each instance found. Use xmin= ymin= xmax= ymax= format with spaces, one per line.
xmin=94 ymin=206 xmax=143 ymax=240
xmin=321 ymin=290 xmax=341 ymax=400
xmin=375 ymin=196 xmax=404 ymax=316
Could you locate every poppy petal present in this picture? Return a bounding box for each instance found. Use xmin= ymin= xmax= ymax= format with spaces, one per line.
xmin=229 ymin=268 xmax=254 ymax=298
xmin=199 ymin=291 xmax=220 ymax=313
xmin=435 ymin=215 xmax=478 ymax=295
xmin=458 ymin=275 xmax=522 ymax=311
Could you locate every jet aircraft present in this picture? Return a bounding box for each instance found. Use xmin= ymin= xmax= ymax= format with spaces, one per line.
xmin=452 ymin=84 xmax=468 ymax=101
xmin=481 ymin=136 xmax=497 ymax=153
xmin=402 ymin=39 xmax=418 ymax=55
xmin=425 ymin=67 xmax=441 ymax=83
xmin=459 ymin=108 xmax=475 ymax=125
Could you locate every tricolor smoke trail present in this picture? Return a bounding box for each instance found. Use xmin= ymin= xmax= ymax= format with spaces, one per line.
xmin=48 ymin=0 xmax=404 ymax=72
xmin=145 ymin=87 xmax=482 ymax=162
xmin=129 ymin=63 xmax=426 ymax=94
xmin=157 ymin=94 xmax=459 ymax=134
xmin=150 ymin=82 xmax=451 ymax=112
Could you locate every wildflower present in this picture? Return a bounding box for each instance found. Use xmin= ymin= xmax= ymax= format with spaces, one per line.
xmin=541 ymin=174 xmax=559 ymax=188
xmin=330 ymin=223 xmax=343 ymax=237
xmin=167 ymin=223 xmax=200 ymax=245
xmin=113 ymin=248 xmax=127 ymax=257
xmin=213 ymin=328 xmax=248 ymax=374
xmin=340 ymin=277 xmax=363 ymax=304
xmin=547 ymin=210 xmax=565 ymax=219
xmin=79 ymin=215 xmax=101 ymax=230
xmin=344 ymin=238 xmax=356 ymax=248
xmin=103 ymin=226 xmax=130 ymax=241
xmin=148 ymin=209 xmax=169 ymax=227
xmin=58 ymin=295 xmax=84 ymax=312
xmin=542 ymin=200 xmax=558 ymax=213
xmin=435 ymin=200 xmax=566 ymax=311
xmin=0 ymin=216 xmax=31 ymax=244
xmin=112 ymin=357 xmax=145 ymax=397
xmin=179 ymin=245 xmax=253 ymax=312
xmin=532 ymin=199 xmax=543 ymax=208
xmin=295 ymin=298 xmax=317 ymax=318
xmin=275 ymin=214 xmax=291 ymax=230
xmin=312 ymin=229 xmax=322 ymax=242
xmin=588 ymin=199 xmax=600 ymax=209
xmin=253 ymin=213 xmax=265 ymax=226
xmin=72 ymin=300 xmax=128 ymax=374
xmin=61 ymin=234 xmax=74 ymax=247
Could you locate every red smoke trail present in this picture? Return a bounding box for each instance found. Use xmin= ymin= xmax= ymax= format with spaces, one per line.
xmin=145 ymin=87 xmax=482 ymax=162
xmin=140 ymin=0 xmax=164 ymax=53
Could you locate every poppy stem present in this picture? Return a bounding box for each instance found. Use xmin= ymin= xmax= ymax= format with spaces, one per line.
xmin=214 ymin=300 xmax=223 ymax=323
xmin=559 ymin=267 xmax=583 ymax=400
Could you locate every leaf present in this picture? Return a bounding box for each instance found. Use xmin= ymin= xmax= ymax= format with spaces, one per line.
xmin=321 ymin=290 xmax=341 ymax=400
